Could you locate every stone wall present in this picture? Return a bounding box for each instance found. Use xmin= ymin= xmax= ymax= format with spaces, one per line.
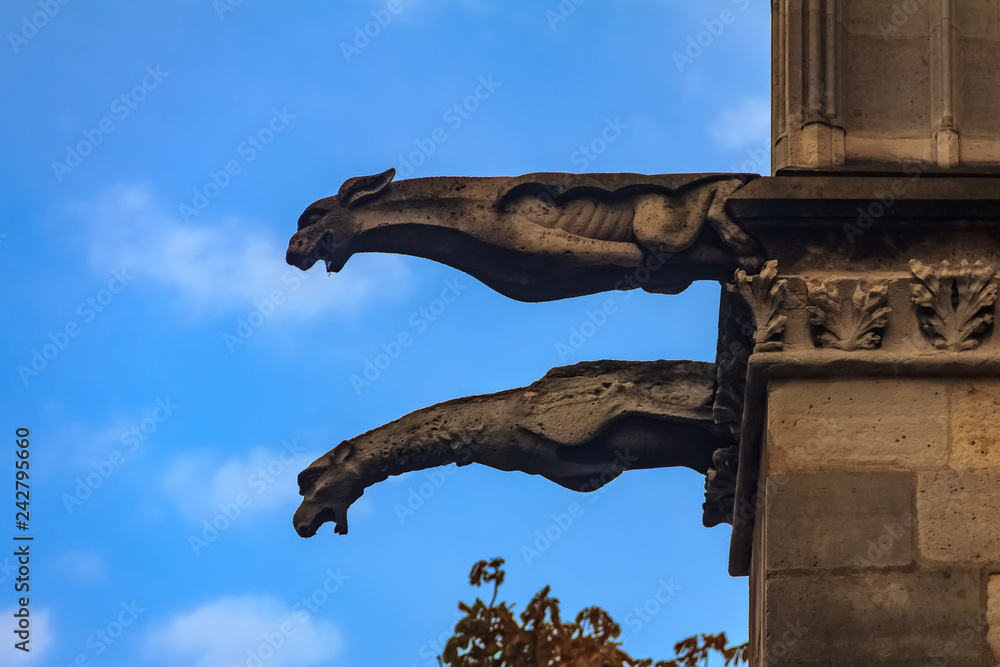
xmin=757 ymin=376 xmax=999 ymax=664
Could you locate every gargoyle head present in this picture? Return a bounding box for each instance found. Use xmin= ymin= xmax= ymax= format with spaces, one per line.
xmin=292 ymin=441 xmax=366 ymax=537
xmin=286 ymin=168 xmax=396 ymax=273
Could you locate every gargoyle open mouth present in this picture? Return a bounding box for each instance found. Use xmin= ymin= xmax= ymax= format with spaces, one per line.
xmin=294 ymin=506 xmax=341 ymax=538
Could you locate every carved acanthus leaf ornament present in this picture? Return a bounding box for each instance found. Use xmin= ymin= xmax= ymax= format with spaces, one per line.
xmin=806 ymin=280 xmax=891 ymax=350
xmin=909 ymin=259 xmax=998 ymax=351
xmin=734 ymin=260 xmax=788 ymax=352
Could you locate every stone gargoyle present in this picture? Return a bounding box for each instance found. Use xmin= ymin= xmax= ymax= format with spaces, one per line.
xmin=287 ymin=168 xmax=760 ymax=301
xmin=293 ymin=360 xmax=733 ymax=537
xmin=288 ymin=168 xmax=760 ymax=539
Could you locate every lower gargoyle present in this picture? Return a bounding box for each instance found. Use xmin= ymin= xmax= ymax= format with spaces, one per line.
xmin=294 ymin=359 xmax=734 ymax=537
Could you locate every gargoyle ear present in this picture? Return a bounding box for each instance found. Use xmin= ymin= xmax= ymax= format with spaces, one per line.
xmin=337 ymin=168 xmax=395 ymax=209
xmin=331 ymin=440 xmax=355 ymax=463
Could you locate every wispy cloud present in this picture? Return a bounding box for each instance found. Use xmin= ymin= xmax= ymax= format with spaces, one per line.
xmin=56 ymin=549 xmax=108 ymax=583
xmin=42 ymin=416 xmax=136 ymax=475
xmin=144 ymin=595 xmax=343 ymax=667
xmin=0 ymin=607 xmax=53 ymax=664
xmin=161 ymin=442 xmax=307 ymax=524
xmin=39 ymin=397 xmax=178 ymax=483
xmin=80 ymin=183 xmax=410 ymax=322
xmin=708 ymin=95 xmax=770 ymax=151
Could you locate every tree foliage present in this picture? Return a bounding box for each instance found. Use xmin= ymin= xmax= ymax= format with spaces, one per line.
xmin=439 ymin=558 xmax=748 ymax=667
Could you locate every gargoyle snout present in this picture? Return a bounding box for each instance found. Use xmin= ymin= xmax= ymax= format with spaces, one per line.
xmin=293 ymin=461 xmax=355 ymax=538
xmin=293 ymin=498 xmax=348 ymax=538
xmin=285 ymin=204 xmax=354 ymax=273
xmin=294 ymin=499 xmax=329 ymax=538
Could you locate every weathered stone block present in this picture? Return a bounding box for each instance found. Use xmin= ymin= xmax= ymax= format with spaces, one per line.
xmin=917 ymin=469 xmax=1000 ymax=564
xmin=951 ymin=381 xmax=1000 ymax=469
xmin=957 ymin=0 xmax=1000 ymax=40
xmin=989 ymin=575 xmax=1000 ymax=665
xmin=846 ymin=36 xmax=932 ymax=137
xmin=764 ymin=570 xmax=982 ymax=666
xmin=766 ymin=472 xmax=913 ymax=571
xmin=961 ymin=38 xmax=1000 ymax=140
xmin=768 ymin=379 xmax=948 ymax=471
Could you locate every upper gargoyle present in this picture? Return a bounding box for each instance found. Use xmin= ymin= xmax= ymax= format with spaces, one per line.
xmin=287 ymin=169 xmax=760 ymax=302
xmin=293 ymin=359 xmax=733 ymax=537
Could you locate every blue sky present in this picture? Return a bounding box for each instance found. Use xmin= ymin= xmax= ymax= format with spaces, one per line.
xmin=2 ymin=1 xmax=770 ymax=665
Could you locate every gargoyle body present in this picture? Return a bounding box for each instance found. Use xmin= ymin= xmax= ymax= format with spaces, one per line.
xmin=287 ymin=169 xmax=759 ymax=302
xmin=294 ymin=360 xmax=733 ymax=537
xmin=288 ymin=169 xmax=759 ymax=539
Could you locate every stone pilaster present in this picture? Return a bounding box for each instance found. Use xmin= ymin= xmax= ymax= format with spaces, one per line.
xmin=773 ymin=0 xmax=1000 ymax=172
xmin=727 ymin=174 xmax=1000 ymax=665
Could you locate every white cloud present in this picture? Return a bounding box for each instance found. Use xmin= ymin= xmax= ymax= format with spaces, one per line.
xmin=42 ymin=416 xmax=134 ymax=476
xmin=708 ymin=95 xmax=770 ymax=150
xmin=81 ymin=183 xmax=410 ymax=322
xmin=0 ymin=607 xmax=54 ymax=664
xmin=145 ymin=595 xmax=343 ymax=667
xmin=39 ymin=398 xmax=178 ymax=479
xmin=162 ymin=442 xmax=308 ymax=524
xmin=56 ymin=549 xmax=107 ymax=583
